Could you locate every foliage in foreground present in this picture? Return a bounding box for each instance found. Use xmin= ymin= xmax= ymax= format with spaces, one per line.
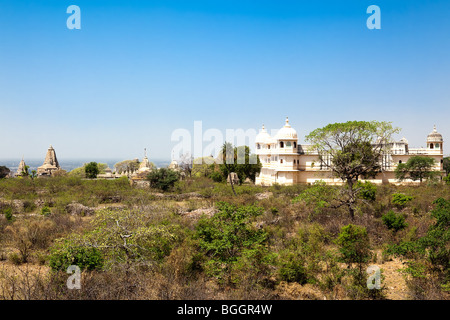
xmin=386 ymin=198 xmax=450 ymax=296
xmin=195 ymin=202 xmax=274 ymax=285
xmin=147 ymin=168 xmax=181 ymax=191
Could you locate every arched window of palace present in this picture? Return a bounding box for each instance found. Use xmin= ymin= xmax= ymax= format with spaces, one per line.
xmin=280 ymin=141 xmax=284 ymax=148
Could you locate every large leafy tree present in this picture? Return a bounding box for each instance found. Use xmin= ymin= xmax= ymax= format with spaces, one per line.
xmin=218 ymin=142 xmax=261 ymax=196
xmin=395 ymin=156 xmax=438 ymax=183
xmin=69 ymin=163 xmax=108 ymax=178
xmin=234 ymin=145 xmax=262 ymax=184
xmin=0 ymin=166 xmax=11 ymax=179
xmin=147 ymin=168 xmax=180 ymax=191
xmin=305 ymin=121 xmax=400 ymax=219
xmin=443 ymin=157 xmax=450 ymax=176
xmin=85 ymin=162 xmax=100 ymax=179
xmin=219 ymin=142 xmax=238 ymax=196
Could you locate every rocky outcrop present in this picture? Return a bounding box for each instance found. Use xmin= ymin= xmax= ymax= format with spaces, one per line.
xmin=179 ymin=207 xmax=218 ymax=219
xmin=255 ymin=192 xmax=273 ymax=200
xmin=65 ymin=202 xmax=95 ymax=216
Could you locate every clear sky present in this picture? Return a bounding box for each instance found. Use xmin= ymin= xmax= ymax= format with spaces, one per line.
xmin=0 ymin=0 xmax=449 ymax=161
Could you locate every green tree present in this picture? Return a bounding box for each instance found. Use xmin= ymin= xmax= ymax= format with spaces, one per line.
xmin=209 ymin=171 xmax=224 ymax=183
xmin=234 ymin=145 xmax=262 ymax=184
xmin=218 ymin=142 xmax=261 ymax=196
xmin=69 ymin=163 xmax=108 ymax=177
xmin=192 ymin=156 xmax=216 ymax=178
xmin=195 ymin=202 xmax=272 ymax=282
xmin=382 ymin=210 xmax=408 ymax=233
xmin=444 ymin=174 xmax=450 ymax=185
xmin=292 ymin=180 xmax=338 ymax=215
xmin=219 ymin=142 xmax=238 ymax=196
xmin=443 ymin=157 xmax=450 ymax=176
xmin=356 ymin=181 xmax=377 ymax=202
xmin=147 ymin=168 xmax=180 ymax=191
xmin=21 ymin=165 xmax=30 ymax=177
xmin=305 ymin=121 xmax=400 ymax=219
xmin=85 ymin=162 xmax=100 ymax=179
xmin=0 ymin=166 xmax=10 ymax=179
xmin=336 ymin=224 xmax=372 ymax=267
xmin=395 ymin=156 xmax=438 ymax=183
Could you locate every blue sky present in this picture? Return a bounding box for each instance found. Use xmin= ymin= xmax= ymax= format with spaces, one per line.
xmin=0 ymin=0 xmax=449 ymax=161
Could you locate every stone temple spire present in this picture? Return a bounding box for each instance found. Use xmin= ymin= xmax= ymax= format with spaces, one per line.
xmin=16 ymin=156 xmax=27 ymax=176
xmin=138 ymin=148 xmax=152 ymax=173
xmin=37 ymin=145 xmax=61 ymax=176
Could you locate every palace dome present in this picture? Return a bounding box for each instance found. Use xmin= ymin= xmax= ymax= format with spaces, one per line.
xmin=274 ymin=117 xmax=297 ymax=140
xmin=255 ymin=125 xmax=271 ymax=143
xmin=427 ymin=125 xmax=443 ymax=143
xmin=399 ymin=137 xmax=408 ymax=144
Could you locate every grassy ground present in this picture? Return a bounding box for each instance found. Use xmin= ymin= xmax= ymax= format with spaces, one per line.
xmin=0 ymin=175 xmax=448 ymax=300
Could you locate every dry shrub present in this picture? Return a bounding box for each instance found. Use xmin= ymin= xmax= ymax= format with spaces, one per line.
xmin=0 ymin=264 xmax=49 ymax=300
xmin=4 ymin=219 xmax=57 ymax=263
xmin=405 ymin=276 xmax=449 ymax=300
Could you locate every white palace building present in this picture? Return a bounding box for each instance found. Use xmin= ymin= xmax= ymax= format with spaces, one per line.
xmin=255 ymin=118 xmax=445 ymax=186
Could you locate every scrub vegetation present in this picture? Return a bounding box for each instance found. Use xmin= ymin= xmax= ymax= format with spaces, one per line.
xmin=0 ymin=173 xmax=448 ymax=300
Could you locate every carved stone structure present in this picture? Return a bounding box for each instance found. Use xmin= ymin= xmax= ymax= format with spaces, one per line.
xmin=37 ymin=145 xmax=61 ymax=176
xmin=16 ymin=157 xmax=27 ymax=176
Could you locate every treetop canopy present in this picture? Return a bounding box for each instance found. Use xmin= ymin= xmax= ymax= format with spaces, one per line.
xmin=305 ymin=120 xmax=400 ymax=154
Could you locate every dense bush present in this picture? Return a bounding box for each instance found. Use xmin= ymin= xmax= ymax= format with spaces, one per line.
xmin=209 ymin=171 xmax=224 ymax=183
xmin=356 ymin=181 xmax=377 ymax=202
xmin=386 ymin=198 xmax=449 ymax=297
xmin=392 ymin=193 xmax=413 ymax=209
xmin=0 ymin=173 xmax=448 ymax=300
xmin=292 ymin=181 xmax=337 ymax=215
xmin=278 ymin=254 xmax=308 ymax=284
xmin=336 ymin=224 xmax=371 ymax=266
xmin=382 ymin=210 xmax=408 ymax=232
xmin=147 ymin=168 xmax=181 ymax=192
xmin=195 ymin=202 xmax=272 ymax=282
xmin=3 ymin=207 xmax=13 ymax=222
xmin=49 ymin=239 xmax=104 ymax=271
xmin=41 ymin=206 xmax=51 ymax=217
xmin=444 ymin=174 xmax=450 ymax=185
